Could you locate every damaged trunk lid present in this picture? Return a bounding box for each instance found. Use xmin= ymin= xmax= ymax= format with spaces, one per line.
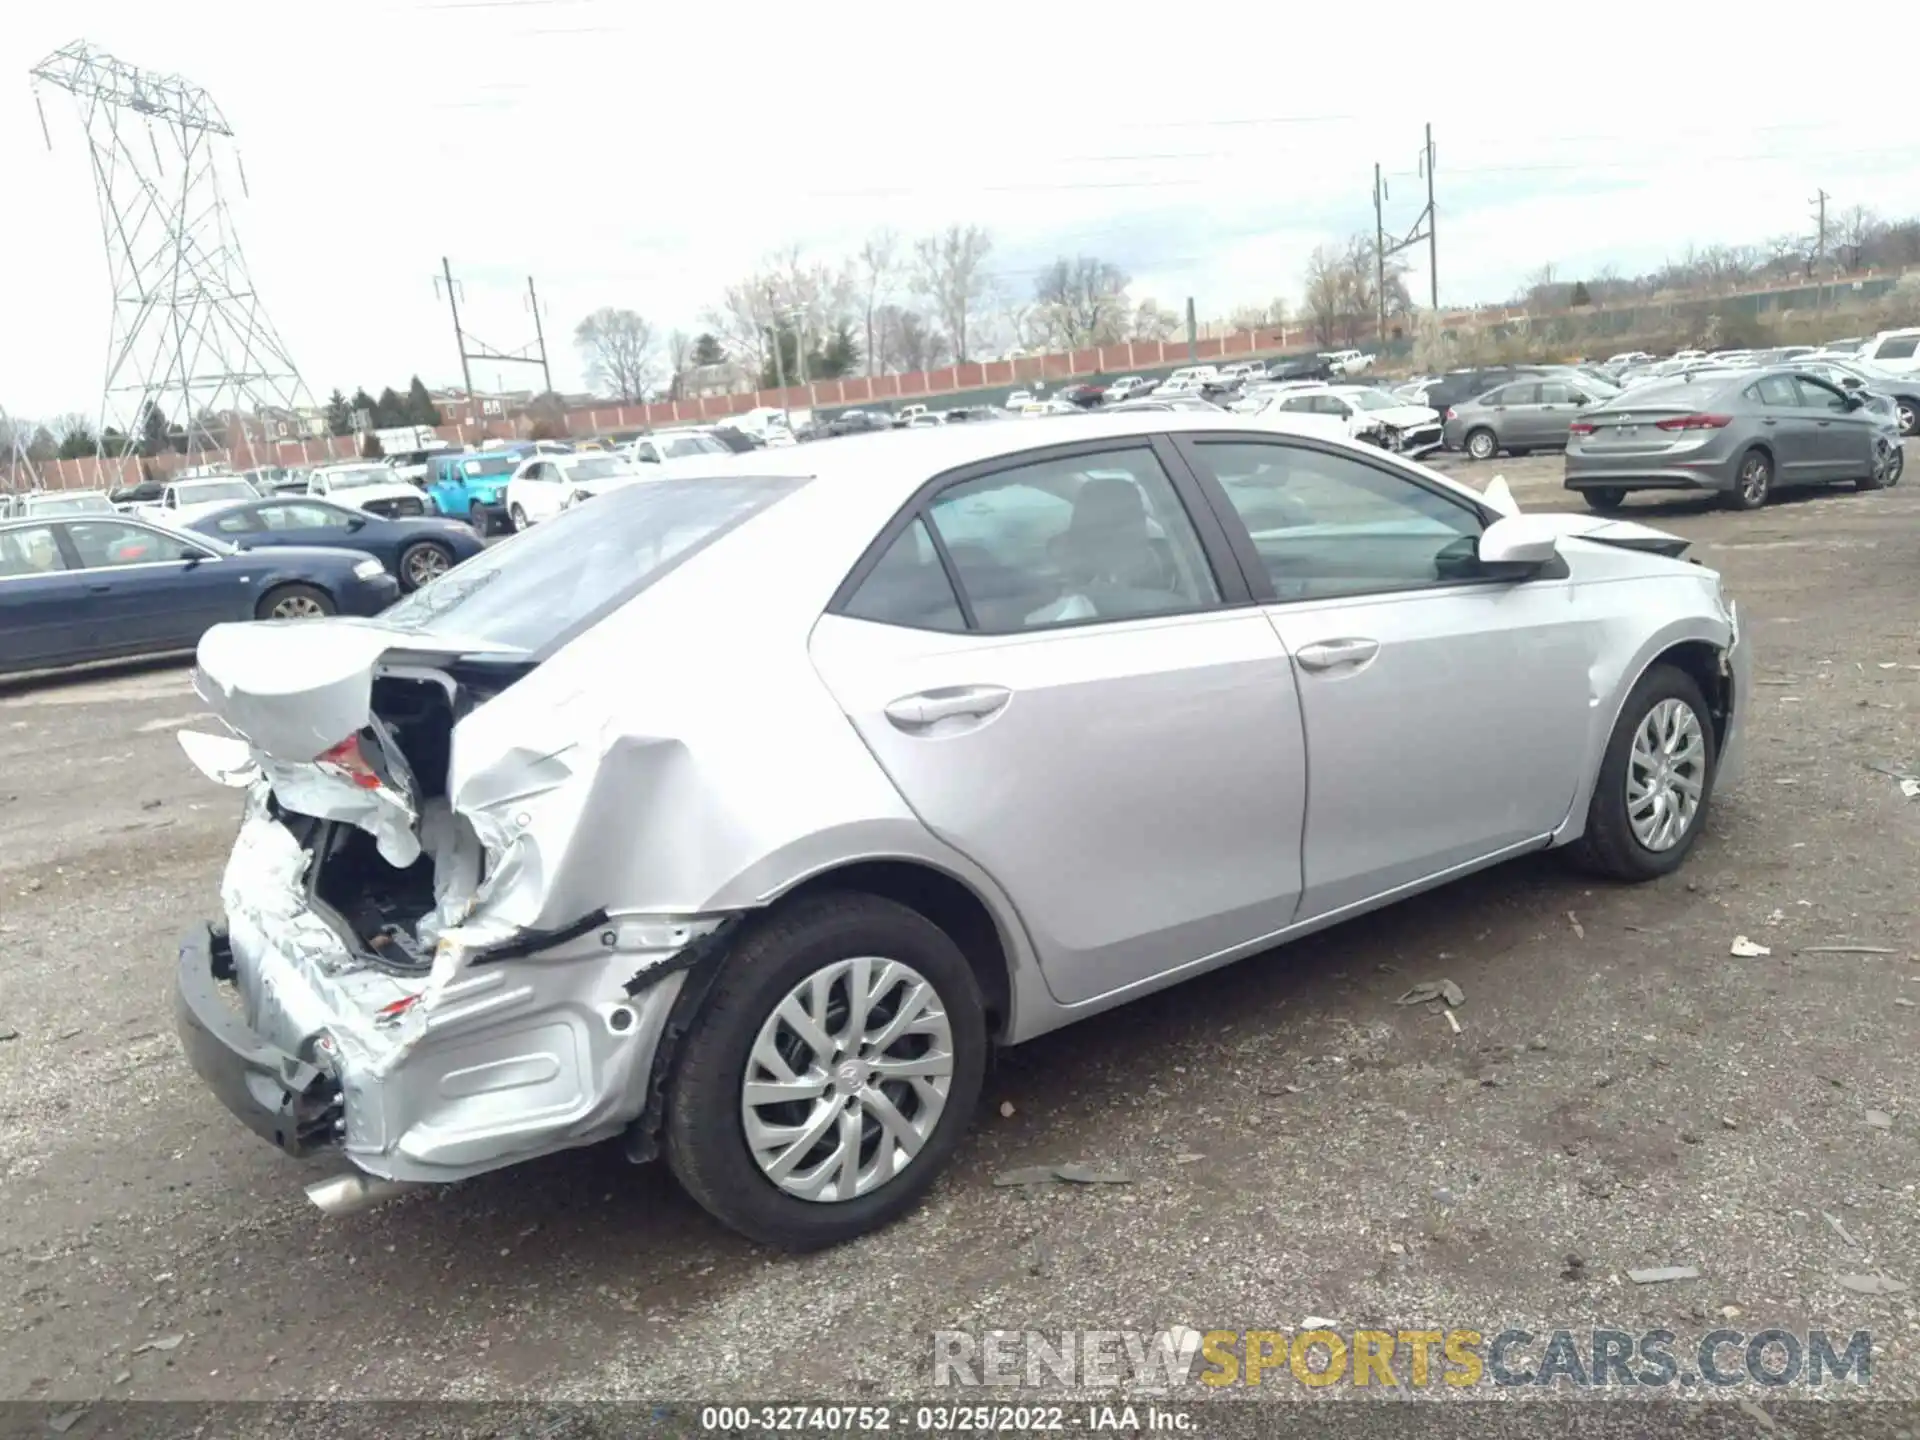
xmin=182 ymin=619 xmax=532 ymax=968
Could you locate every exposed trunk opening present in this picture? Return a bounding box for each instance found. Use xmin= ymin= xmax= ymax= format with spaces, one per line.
xmin=270 ymin=669 xmax=523 ymax=973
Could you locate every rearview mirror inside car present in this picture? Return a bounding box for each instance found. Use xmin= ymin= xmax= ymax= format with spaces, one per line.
xmin=1477 ymin=514 xmax=1562 ymax=572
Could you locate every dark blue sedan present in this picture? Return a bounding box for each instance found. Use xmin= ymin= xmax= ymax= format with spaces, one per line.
xmin=0 ymin=515 xmax=399 ymax=677
xmin=185 ymin=496 xmax=486 ymax=591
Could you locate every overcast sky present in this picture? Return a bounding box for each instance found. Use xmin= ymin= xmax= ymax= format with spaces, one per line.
xmin=6 ymin=0 xmax=1920 ymax=421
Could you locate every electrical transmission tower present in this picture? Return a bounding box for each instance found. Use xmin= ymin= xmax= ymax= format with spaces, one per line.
xmin=29 ymin=40 xmax=312 ymax=464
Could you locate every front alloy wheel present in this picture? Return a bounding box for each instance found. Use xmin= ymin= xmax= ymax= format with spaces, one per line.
xmin=1897 ymin=400 xmax=1917 ymax=437
xmin=1566 ymin=663 xmax=1717 ymax=881
xmin=1626 ymin=698 xmax=1707 ymax=852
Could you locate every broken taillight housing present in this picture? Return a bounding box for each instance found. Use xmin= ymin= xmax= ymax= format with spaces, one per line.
xmin=1653 ymin=413 xmax=1732 ymax=431
xmin=1569 ymin=421 xmax=1597 ymax=435
xmin=316 ymin=734 xmax=384 ymax=790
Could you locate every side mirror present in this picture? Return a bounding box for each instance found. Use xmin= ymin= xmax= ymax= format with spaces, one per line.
xmin=1477 ymin=514 xmax=1562 ymax=573
xmin=345 ymin=515 xmax=368 ymax=532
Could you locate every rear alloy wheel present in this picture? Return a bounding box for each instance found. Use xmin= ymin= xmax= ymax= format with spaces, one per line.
xmin=1565 ymin=663 xmax=1717 ymax=882
xmin=665 ymin=893 xmax=987 ymax=1250
xmin=1896 ymin=400 xmax=1917 ymax=437
xmin=257 ymin=583 xmax=335 ymax=621
xmin=1582 ymin=487 xmax=1627 ymax=513
xmin=1465 ymin=428 xmax=1498 ymax=461
xmin=1725 ymin=449 xmax=1772 ymax=510
xmin=398 ymin=540 xmax=453 ymax=590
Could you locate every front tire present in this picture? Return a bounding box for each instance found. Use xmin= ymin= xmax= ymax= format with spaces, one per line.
xmin=1896 ymin=400 xmax=1916 ymax=438
xmin=665 ymin=893 xmax=987 ymax=1250
xmin=1565 ymin=663 xmax=1717 ymax=882
xmin=1465 ymin=428 xmax=1498 ymax=461
xmin=1858 ymin=437 xmax=1896 ymax=492
xmin=510 ymin=503 xmax=530 ymax=531
xmin=1582 ymin=487 xmax=1626 ymax=513
xmin=1724 ymin=448 xmax=1772 ymax=510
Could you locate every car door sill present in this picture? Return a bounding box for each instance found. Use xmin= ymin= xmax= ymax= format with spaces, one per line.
xmin=1049 ymin=833 xmax=1554 ymax=1015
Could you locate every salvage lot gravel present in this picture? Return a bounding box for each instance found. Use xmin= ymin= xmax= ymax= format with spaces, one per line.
xmin=2 ymin=448 xmax=1918 ymax=1408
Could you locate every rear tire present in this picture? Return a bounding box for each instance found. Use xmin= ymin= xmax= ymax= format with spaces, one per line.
xmin=1465 ymin=428 xmax=1498 ymax=461
xmin=664 ymin=893 xmax=988 ymax=1250
xmin=467 ymin=501 xmax=490 ymax=535
xmin=256 ymin=583 xmax=335 ymax=621
xmin=1582 ymin=487 xmax=1626 ymax=513
xmin=1565 ymin=663 xmax=1717 ymax=882
xmin=1723 ymin=448 xmax=1772 ymax=510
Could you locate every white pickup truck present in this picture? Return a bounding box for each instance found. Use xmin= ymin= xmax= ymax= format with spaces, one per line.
xmin=130 ymin=476 xmax=263 ymax=526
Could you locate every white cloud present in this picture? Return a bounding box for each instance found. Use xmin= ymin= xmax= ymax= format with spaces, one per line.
xmin=5 ymin=0 xmax=1919 ymax=418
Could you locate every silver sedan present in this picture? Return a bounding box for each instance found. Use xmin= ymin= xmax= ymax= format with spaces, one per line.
xmin=170 ymin=413 xmax=1751 ymax=1248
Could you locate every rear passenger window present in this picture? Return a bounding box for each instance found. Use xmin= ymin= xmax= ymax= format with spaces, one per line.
xmin=842 ymin=517 xmax=966 ymax=633
xmin=1752 ymin=375 xmax=1799 ymax=406
xmin=924 ymin=448 xmax=1220 ymax=632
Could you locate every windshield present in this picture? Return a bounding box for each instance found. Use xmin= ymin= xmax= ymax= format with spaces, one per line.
xmin=322 ymin=467 xmax=394 ymax=490
xmin=379 ymin=474 xmax=806 ymax=653
xmin=461 ymin=456 xmax=517 ymax=479
xmin=175 ymin=480 xmax=256 ymax=503
xmin=560 ymin=456 xmax=635 ymax=481
xmin=1347 ymin=390 xmax=1403 ymax=411
xmin=24 ymin=494 xmax=116 ymax=515
xmin=661 ymin=435 xmax=724 ymax=459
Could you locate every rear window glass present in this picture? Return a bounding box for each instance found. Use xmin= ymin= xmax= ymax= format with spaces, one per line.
xmin=379 ymin=474 xmax=805 ymax=654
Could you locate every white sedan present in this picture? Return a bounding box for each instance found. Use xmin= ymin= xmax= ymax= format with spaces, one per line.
xmin=173 ymin=412 xmax=1748 ymax=1249
xmin=505 ymin=453 xmax=646 ymax=528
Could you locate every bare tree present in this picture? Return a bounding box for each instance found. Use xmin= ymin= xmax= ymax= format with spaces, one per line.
xmin=874 ymin=303 xmax=950 ymax=374
xmin=1302 ymin=246 xmax=1343 ymax=346
xmin=573 ymin=307 xmax=658 ymax=402
xmin=1229 ymin=297 xmax=1289 ymax=332
xmin=703 ymin=280 xmax=774 ymax=376
xmin=1835 ymin=205 xmax=1883 ymax=272
xmin=1130 ymin=298 xmax=1180 ymax=342
xmin=855 ymin=230 xmax=900 ymax=376
xmin=1032 ymin=255 xmax=1132 ymax=349
xmin=913 ymin=224 xmax=993 ymax=363
xmin=664 ymin=330 xmax=693 ymax=400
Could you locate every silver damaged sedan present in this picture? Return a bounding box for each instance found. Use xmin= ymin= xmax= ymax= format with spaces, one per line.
xmin=172 ymin=413 xmax=1751 ymax=1248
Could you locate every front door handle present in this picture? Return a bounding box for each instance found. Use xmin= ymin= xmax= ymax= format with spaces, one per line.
xmin=1761 ymin=417 xmax=1778 ymax=426
xmin=87 ymin=583 xmax=112 ymax=594
xmin=884 ymin=685 xmax=1012 ymax=729
xmin=1296 ymin=637 xmax=1380 ymax=672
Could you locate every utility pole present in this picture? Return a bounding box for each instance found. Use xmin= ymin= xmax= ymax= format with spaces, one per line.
xmin=765 ymin=284 xmax=791 ymax=427
xmin=436 ymin=259 xmax=555 ymax=420
xmin=1373 ymin=162 xmax=1388 ymax=344
xmin=1423 ymin=123 xmax=1438 ymax=311
xmin=1810 ymin=189 xmax=1830 ymax=310
xmin=440 ymin=257 xmax=475 ymax=403
xmin=1370 ymin=123 xmax=1439 ymax=337
xmin=526 ymin=276 xmax=553 ymax=394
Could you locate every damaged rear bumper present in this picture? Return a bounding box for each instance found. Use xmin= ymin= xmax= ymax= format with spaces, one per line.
xmin=175 ymin=793 xmax=729 ymax=1186
xmin=174 ymin=922 xmax=343 ymax=1157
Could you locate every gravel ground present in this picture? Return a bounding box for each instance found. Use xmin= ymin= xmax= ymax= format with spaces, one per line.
xmin=2 ymin=450 xmax=1918 ymax=1418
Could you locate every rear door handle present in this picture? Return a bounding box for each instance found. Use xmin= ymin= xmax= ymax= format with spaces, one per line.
xmin=884 ymin=685 xmax=1012 ymax=729
xmin=87 ymin=583 xmax=112 ymax=594
xmin=1296 ymin=637 xmax=1380 ymax=672
xmin=1761 ymin=417 xmax=1778 ymax=426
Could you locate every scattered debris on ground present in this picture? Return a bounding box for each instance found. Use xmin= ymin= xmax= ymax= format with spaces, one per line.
xmin=1626 ymin=1266 xmax=1701 ymax=1284
xmin=1729 ymin=935 xmax=1771 ymax=957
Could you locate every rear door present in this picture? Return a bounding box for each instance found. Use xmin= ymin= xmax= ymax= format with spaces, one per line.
xmin=1172 ymin=433 xmax=1593 ymax=919
xmin=0 ymin=525 xmax=94 ymax=668
xmin=809 ymin=438 xmax=1310 ymax=1008
xmin=62 ymin=519 xmax=246 ymax=649
xmin=1747 ymin=373 xmax=1818 ymax=480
